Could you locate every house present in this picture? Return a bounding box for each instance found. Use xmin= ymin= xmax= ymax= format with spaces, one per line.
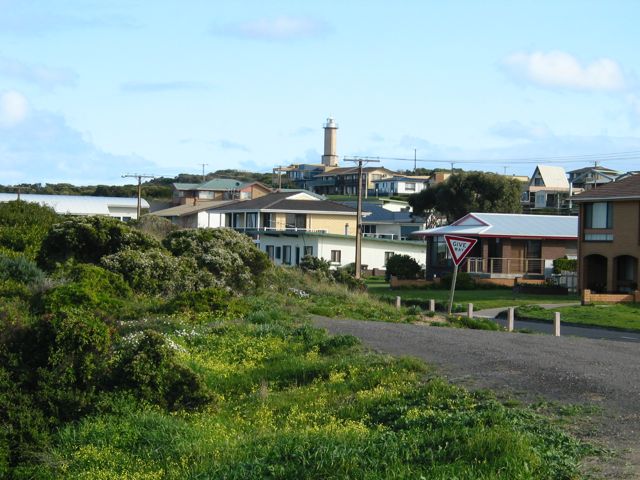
xmin=572 ymin=174 xmax=640 ymax=301
xmin=372 ymin=175 xmax=431 ymax=196
xmin=209 ymin=191 xmax=363 ymax=236
xmin=259 ymin=231 xmax=426 ymax=271
xmin=149 ymin=200 xmax=235 ymax=228
xmin=521 ymin=165 xmax=570 ymax=211
xmin=312 ymin=166 xmax=396 ymax=196
xmin=0 ymin=193 xmax=149 ymax=221
xmin=413 ymin=212 xmax=578 ymax=279
xmin=568 ymin=165 xmax=620 ymax=191
xmin=279 ymin=163 xmax=334 ymax=191
xmin=339 ymin=201 xmax=425 ymax=240
xmin=172 ymin=178 xmax=272 ymax=205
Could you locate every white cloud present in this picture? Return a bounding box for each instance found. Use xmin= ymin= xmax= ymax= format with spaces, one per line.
xmin=0 ymin=90 xmax=28 ymax=126
xmin=216 ymin=16 xmax=328 ymax=40
xmin=0 ymin=56 xmax=77 ymax=90
xmin=504 ymin=51 xmax=626 ymax=91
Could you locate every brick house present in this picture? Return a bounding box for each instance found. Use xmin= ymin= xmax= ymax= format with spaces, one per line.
xmin=413 ymin=212 xmax=577 ymax=279
xmin=573 ymin=174 xmax=640 ymax=298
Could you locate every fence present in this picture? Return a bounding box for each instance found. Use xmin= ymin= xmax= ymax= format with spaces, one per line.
xmin=465 ymin=257 xmax=545 ymax=276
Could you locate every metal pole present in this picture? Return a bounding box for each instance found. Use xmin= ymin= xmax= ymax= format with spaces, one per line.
xmin=447 ymin=263 xmax=459 ymax=315
xmin=355 ymin=159 xmax=363 ymax=279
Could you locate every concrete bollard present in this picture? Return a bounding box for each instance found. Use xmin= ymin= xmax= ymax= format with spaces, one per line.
xmin=554 ymin=312 xmax=561 ymax=336
xmin=508 ymin=307 xmax=514 ymax=332
xmin=395 ymin=296 xmax=401 ymax=310
xmin=429 ymin=299 xmax=435 ymax=312
xmin=467 ymin=303 xmax=473 ymax=318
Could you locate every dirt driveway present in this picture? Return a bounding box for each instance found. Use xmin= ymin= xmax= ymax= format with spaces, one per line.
xmin=311 ymin=315 xmax=640 ymax=479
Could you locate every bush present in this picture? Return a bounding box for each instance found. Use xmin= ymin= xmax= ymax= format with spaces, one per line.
xmin=441 ymin=271 xmax=476 ymax=290
xmin=130 ymin=214 xmax=179 ymax=241
xmin=332 ymin=267 xmax=366 ymax=291
xmin=101 ymin=248 xmax=218 ymax=296
xmin=0 ymin=201 xmax=59 ymax=260
xmin=0 ymin=254 xmax=45 ymax=285
xmin=163 ymin=228 xmax=270 ymax=291
xmin=385 ymin=254 xmax=421 ymax=280
xmin=299 ymin=255 xmax=330 ymax=276
xmin=37 ymin=216 xmax=159 ymax=270
xmin=553 ymin=257 xmax=577 ymax=274
xmin=110 ymin=330 xmax=210 ymax=410
xmin=40 ymin=264 xmax=132 ymax=318
xmin=163 ymin=287 xmax=233 ymax=315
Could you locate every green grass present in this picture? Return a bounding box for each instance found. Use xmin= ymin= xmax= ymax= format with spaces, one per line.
xmin=516 ymin=303 xmax=640 ymax=331
xmin=366 ymin=277 xmax=580 ymax=310
xmin=17 ymin=272 xmax=599 ymax=479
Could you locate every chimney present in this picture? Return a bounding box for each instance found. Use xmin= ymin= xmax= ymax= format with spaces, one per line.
xmin=321 ymin=117 xmax=339 ymax=167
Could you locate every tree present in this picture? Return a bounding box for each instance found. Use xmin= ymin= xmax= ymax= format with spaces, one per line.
xmin=385 ymin=254 xmax=421 ymax=280
xmin=409 ymin=172 xmax=522 ymax=223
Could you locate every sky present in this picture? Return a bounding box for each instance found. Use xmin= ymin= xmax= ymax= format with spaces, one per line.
xmin=1 ymin=0 xmax=640 ymax=185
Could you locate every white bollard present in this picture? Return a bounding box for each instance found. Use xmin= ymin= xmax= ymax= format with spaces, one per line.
xmin=396 ymin=296 xmax=401 ymax=310
xmin=554 ymin=312 xmax=561 ymax=336
xmin=429 ymin=299 xmax=435 ymax=312
xmin=508 ymin=307 xmax=514 ymax=332
xmin=467 ymin=303 xmax=473 ymax=318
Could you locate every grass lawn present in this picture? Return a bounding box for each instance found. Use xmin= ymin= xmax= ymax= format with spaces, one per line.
xmin=516 ymin=303 xmax=640 ymax=331
xmin=366 ymin=277 xmax=580 ymax=310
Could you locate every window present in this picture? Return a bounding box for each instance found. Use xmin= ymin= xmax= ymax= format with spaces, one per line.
xmin=265 ymin=245 xmax=275 ymax=260
xmin=262 ymin=213 xmax=275 ymax=229
xmin=283 ymin=246 xmax=292 ymax=265
xmin=330 ymin=250 xmax=341 ymax=263
xmin=362 ymin=224 xmax=377 ymax=234
xmin=384 ymin=251 xmax=394 ymax=265
xmin=275 ymin=246 xmax=282 ymax=259
xmin=285 ymin=213 xmax=306 ymax=230
xmin=585 ymin=202 xmax=613 ymax=229
xmin=404 ymin=182 xmax=416 ymax=192
xmin=304 ymin=246 xmax=313 ymax=256
xmin=246 ymin=213 xmax=257 ymax=228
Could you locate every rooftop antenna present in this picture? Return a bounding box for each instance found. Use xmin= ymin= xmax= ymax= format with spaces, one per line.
xmin=122 ymin=173 xmax=155 ymax=219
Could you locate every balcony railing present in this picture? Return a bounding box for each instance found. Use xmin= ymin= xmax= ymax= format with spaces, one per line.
xmin=363 ymin=232 xmax=397 ymax=240
xmin=465 ymin=257 xmax=545 ymax=276
xmin=231 ymin=226 xmax=328 ymax=234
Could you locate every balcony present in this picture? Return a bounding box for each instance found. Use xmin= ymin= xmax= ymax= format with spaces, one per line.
xmin=231 ymin=226 xmax=328 ymax=234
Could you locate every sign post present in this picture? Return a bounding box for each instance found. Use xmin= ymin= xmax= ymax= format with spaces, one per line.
xmin=444 ymin=235 xmax=478 ymax=315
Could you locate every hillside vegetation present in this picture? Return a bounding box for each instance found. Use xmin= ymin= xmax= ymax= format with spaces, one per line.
xmin=0 ymin=202 xmax=597 ymax=479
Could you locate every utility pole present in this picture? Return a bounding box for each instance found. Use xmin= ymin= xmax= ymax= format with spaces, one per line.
xmin=122 ymin=173 xmax=155 ymax=219
xmin=344 ymin=157 xmax=379 ymax=279
xmin=450 ymin=162 xmax=455 ymax=175
xmin=199 ymin=163 xmax=208 ymax=182
xmin=414 ymin=148 xmax=417 ymax=172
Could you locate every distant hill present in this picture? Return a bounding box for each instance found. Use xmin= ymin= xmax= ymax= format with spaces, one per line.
xmin=0 ymin=169 xmax=275 ymax=200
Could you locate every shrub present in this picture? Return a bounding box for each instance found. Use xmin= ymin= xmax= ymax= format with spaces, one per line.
xmin=440 ymin=271 xmax=476 ymax=290
xmin=110 ymin=330 xmax=210 ymax=410
xmin=163 ymin=228 xmax=270 ymax=291
xmin=385 ymin=254 xmax=421 ymax=280
xmin=0 ymin=254 xmax=45 ymax=285
xmin=129 ymin=214 xmax=179 ymax=241
xmin=40 ymin=264 xmax=132 ymax=318
xmin=332 ymin=267 xmax=366 ymax=291
xmin=37 ymin=216 xmax=159 ymax=270
xmin=553 ymin=257 xmax=577 ymax=274
xmin=0 ymin=201 xmax=59 ymax=260
xmin=163 ymin=287 xmax=233 ymax=315
xmin=101 ymin=248 xmax=218 ymax=296
xmin=299 ymin=255 xmax=330 ymax=275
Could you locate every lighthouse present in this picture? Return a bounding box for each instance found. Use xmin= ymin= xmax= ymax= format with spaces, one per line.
xmin=321 ymin=117 xmax=338 ymax=167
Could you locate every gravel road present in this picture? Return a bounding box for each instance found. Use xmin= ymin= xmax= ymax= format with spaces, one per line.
xmin=311 ymin=315 xmax=640 ymax=478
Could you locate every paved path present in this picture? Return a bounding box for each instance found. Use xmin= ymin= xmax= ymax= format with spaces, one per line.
xmin=473 ymin=302 xmax=640 ymax=342
xmin=311 ymin=315 xmax=640 ymax=478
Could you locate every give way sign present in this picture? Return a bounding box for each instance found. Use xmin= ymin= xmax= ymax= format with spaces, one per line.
xmin=444 ymin=235 xmax=477 ymax=266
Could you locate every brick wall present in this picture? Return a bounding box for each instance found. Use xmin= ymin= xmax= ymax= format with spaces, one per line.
xmin=582 ymin=288 xmax=640 ymax=304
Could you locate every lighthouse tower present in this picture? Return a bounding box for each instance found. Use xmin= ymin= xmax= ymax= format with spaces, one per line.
xmin=321 ymin=117 xmax=339 ymax=167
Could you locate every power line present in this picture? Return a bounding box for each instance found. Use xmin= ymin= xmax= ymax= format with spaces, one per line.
xmin=122 ymin=173 xmax=155 ymax=219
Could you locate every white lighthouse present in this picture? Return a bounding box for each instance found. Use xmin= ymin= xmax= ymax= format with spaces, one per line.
xmin=321 ymin=117 xmax=339 ymax=167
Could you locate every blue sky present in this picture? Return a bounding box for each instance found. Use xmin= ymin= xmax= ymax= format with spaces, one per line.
xmin=1 ymin=0 xmax=640 ymax=184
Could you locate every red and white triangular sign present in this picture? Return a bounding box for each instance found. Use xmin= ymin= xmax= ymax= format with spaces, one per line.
xmin=444 ymin=235 xmax=478 ymax=266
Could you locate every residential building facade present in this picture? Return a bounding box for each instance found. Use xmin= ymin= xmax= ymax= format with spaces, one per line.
xmin=573 ymin=174 xmax=640 ymax=295
xmin=172 ymin=179 xmax=272 ymax=205
xmin=521 ymin=165 xmax=571 ymax=211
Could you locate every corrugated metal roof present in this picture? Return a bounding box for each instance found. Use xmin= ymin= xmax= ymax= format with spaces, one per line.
xmin=413 ymin=212 xmax=577 ymax=239
xmin=151 ymin=200 xmax=235 ymax=217
xmin=0 ymin=193 xmax=149 ymax=215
